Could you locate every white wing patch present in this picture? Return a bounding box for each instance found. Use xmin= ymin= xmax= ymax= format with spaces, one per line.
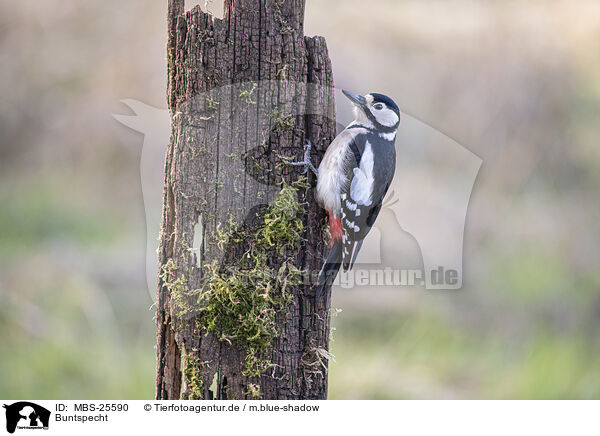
xmin=344 ymin=218 xmax=360 ymax=232
xmin=350 ymin=141 xmax=374 ymax=206
xmin=379 ymin=131 xmax=396 ymax=141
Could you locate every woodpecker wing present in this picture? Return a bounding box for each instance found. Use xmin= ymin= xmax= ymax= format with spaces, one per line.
xmin=339 ymin=132 xmax=396 ymax=271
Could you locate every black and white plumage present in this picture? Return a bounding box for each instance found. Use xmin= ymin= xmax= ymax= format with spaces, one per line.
xmin=339 ymin=123 xmax=395 ymax=270
xmin=288 ymin=91 xmax=400 ymax=299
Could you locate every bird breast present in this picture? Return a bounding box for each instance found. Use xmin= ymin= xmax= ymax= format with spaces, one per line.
xmin=316 ymin=128 xmax=364 ymax=215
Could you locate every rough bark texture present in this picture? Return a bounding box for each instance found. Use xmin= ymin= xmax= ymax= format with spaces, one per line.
xmin=156 ymin=0 xmax=336 ymax=400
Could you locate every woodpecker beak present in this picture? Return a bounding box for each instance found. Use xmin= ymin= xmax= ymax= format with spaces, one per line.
xmin=342 ymin=90 xmax=367 ymax=107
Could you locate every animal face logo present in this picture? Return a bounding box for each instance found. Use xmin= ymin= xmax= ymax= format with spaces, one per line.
xmin=3 ymin=402 xmax=50 ymax=433
xmin=114 ymin=82 xmax=481 ymax=296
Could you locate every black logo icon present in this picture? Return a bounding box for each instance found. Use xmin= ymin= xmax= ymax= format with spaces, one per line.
xmin=2 ymin=402 xmax=50 ymax=434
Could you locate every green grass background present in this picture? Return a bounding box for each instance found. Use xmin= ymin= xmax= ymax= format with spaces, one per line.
xmin=1 ymin=0 xmax=600 ymax=399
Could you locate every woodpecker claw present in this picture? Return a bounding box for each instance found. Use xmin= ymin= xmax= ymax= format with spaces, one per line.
xmin=283 ymin=140 xmax=319 ymax=176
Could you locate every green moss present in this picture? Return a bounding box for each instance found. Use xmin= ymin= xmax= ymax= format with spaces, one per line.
xmin=239 ymin=83 xmax=257 ymax=104
xmin=273 ymin=0 xmax=293 ymax=34
xmin=215 ymin=214 xmax=245 ymax=251
xmin=198 ymin=182 xmax=304 ymax=377
xmin=255 ymin=183 xmax=303 ymax=254
xmin=183 ymin=353 xmax=204 ymax=400
xmin=269 ymin=109 xmax=295 ymax=133
xmin=277 ymin=64 xmax=289 ymax=80
xmin=205 ymin=95 xmax=219 ymax=110
xmin=302 ymin=346 xmax=336 ymax=373
xmin=246 ymin=383 xmax=261 ymax=398
xmin=159 ymin=259 xmax=196 ymax=318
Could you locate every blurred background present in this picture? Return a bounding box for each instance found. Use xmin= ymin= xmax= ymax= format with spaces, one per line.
xmin=1 ymin=0 xmax=599 ymax=399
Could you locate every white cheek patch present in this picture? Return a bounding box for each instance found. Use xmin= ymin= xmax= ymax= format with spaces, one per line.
xmin=350 ymin=141 xmax=374 ymax=206
xmin=373 ymin=108 xmax=399 ymax=127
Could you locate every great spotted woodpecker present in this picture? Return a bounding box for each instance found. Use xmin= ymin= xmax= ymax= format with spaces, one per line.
xmin=288 ymin=90 xmax=400 ymax=298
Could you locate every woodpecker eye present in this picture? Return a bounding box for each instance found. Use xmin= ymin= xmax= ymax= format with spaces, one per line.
xmin=373 ymin=103 xmax=384 ymax=110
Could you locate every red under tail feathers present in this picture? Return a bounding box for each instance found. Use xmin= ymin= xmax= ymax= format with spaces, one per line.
xmin=328 ymin=210 xmax=343 ymax=244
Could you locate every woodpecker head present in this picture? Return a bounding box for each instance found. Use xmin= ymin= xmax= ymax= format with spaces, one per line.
xmin=343 ymin=90 xmax=400 ymax=132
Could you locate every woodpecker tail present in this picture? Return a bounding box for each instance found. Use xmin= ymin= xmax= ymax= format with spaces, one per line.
xmin=316 ymin=241 xmax=342 ymax=300
xmin=343 ymin=239 xmax=364 ymax=272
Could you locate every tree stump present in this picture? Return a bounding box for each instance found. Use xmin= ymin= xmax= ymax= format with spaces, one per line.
xmin=156 ymin=0 xmax=336 ymax=400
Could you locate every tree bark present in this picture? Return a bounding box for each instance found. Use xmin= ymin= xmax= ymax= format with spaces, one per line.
xmin=156 ymin=0 xmax=336 ymax=400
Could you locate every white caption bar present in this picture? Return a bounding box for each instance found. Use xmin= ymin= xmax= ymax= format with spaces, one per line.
xmin=1 ymin=400 xmax=598 ymax=435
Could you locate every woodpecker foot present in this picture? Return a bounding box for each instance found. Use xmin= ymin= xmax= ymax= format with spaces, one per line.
xmin=283 ymin=140 xmax=318 ymax=176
